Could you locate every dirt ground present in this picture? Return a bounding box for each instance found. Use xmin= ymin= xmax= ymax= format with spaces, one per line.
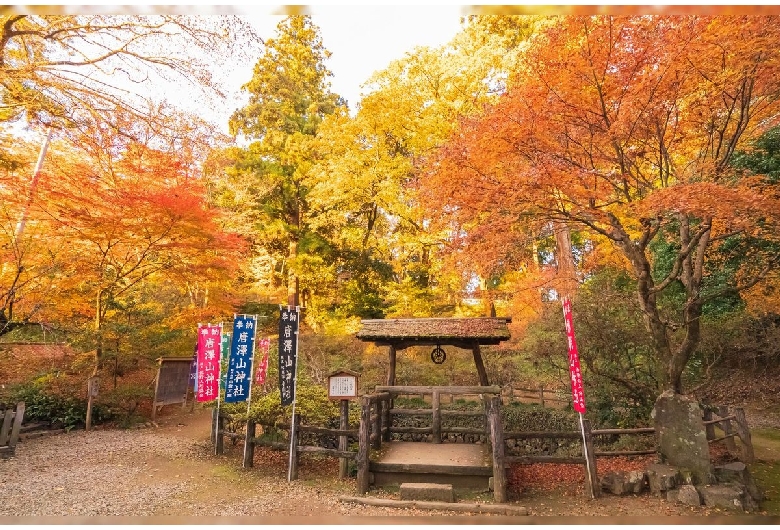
xmin=105 ymin=405 xmax=778 ymax=522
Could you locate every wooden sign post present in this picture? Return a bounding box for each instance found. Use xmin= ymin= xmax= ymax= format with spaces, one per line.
xmin=327 ymin=370 xmax=360 ymax=479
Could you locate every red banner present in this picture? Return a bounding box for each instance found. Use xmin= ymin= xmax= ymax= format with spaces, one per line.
xmin=196 ymin=324 xmax=221 ymax=402
xmin=255 ymin=337 xmax=270 ymax=385
xmin=562 ymin=297 xmax=586 ymax=414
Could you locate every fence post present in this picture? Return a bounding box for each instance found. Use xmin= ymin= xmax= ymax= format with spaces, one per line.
xmin=357 ymin=396 xmax=371 ymax=494
xmin=539 ymin=386 xmax=545 ymax=408
xmin=703 ymin=408 xmax=715 ymax=441
xmin=339 ymin=399 xmax=350 ymax=479
xmin=432 ymin=390 xmax=441 ymax=444
xmin=486 ymin=395 xmax=507 ymax=503
xmin=733 ymin=407 xmax=755 ymax=464
xmin=215 ymin=413 xmax=225 ymax=456
xmin=718 ymin=405 xmax=738 ymax=454
xmin=582 ymin=418 xmax=600 ymax=499
xmin=382 ymin=395 xmax=392 ymax=442
xmin=242 ymin=419 xmax=256 ymax=467
xmin=371 ymin=401 xmax=381 ymax=450
xmin=289 ymin=414 xmax=301 ymax=480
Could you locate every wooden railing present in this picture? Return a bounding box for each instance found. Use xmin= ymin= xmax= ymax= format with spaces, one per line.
xmin=0 ymin=402 xmax=25 ymax=458
xmin=368 ymin=385 xmax=507 ymax=502
xmin=703 ymin=406 xmax=754 ymax=464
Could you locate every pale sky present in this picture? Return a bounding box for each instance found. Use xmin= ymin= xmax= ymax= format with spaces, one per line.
xmin=225 ymin=6 xmax=467 ymax=118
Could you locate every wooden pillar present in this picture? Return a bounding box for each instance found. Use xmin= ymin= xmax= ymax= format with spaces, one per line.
xmin=472 ymin=343 xmax=489 ymax=386
xmin=431 ymin=390 xmax=441 ymax=444
xmin=242 ymin=419 xmax=256 ymax=467
xmin=339 ymin=399 xmax=350 ymax=479
xmin=387 ymin=345 xmax=396 ymax=386
xmin=357 ymin=396 xmax=371 ymax=494
xmin=486 ymin=396 xmax=507 ymax=502
xmin=582 ymin=418 xmax=600 ymax=498
xmin=733 ymin=407 xmax=755 ymax=464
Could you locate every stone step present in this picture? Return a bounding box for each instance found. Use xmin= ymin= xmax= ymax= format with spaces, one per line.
xmin=399 ymin=482 xmax=454 ymax=503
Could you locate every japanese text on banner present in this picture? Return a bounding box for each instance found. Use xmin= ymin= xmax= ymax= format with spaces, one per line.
xmin=225 ymin=315 xmax=257 ymax=403
xmin=255 ymin=338 xmax=270 ymax=385
xmin=196 ymin=324 xmax=221 ymax=402
xmin=562 ymin=298 xmax=586 ymax=414
xmin=278 ymin=307 xmax=299 ymax=406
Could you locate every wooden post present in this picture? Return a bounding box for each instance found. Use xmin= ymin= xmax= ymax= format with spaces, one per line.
xmin=357 ymin=396 xmax=371 ymax=494
xmin=289 ymin=414 xmax=301 ymax=480
xmin=582 ymin=418 xmax=600 ymax=498
xmin=371 ymin=401 xmax=381 ymax=450
xmin=387 ymin=345 xmax=396 ymax=386
xmin=242 ymin=419 xmax=256 ymax=467
xmin=719 ymin=405 xmax=738 ymax=453
xmin=486 ymin=396 xmax=507 ymax=502
xmin=431 ymin=390 xmax=442 ymax=444
xmin=733 ymin=407 xmax=755 ymax=464
xmin=339 ymin=400 xmax=350 ymax=479
xmin=539 ymin=386 xmax=545 ymax=408
xmin=215 ymin=413 xmax=225 ymax=455
xmin=703 ymin=408 xmax=715 ymax=441
xmin=472 ymin=343 xmax=489 ymax=386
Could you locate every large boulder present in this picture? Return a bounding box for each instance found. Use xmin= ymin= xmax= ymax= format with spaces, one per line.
xmin=651 ymin=390 xmax=714 ymax=485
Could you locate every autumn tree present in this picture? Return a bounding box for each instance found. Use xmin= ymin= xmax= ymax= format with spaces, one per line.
xmin=211 ymin=15 xmax=343 ymax=310
xmin=304 ymin=16 xmax=547 ymax=320
xmin=424 ymin=15 xmax=780 ymax=394
xmin=0 ymin=14 xmax=257 ymax=130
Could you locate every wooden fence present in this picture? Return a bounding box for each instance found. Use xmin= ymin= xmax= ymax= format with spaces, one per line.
xmin=703 ymin=405 xmax=754 ymax=464
xmin=0 ymin=401 xmax=25 ymax=458
xmin=211 ymin=400 xmax=754 ymax=501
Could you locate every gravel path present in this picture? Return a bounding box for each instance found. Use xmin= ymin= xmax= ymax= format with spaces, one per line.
xmin=0 ymin=409 xmax=489 ymax=521
xmin=0 ymin=407 xmax=762 ymax=521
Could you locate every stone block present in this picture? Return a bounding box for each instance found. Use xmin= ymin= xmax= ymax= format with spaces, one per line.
xmin=714 ymin=462 xmax=764 ymax=502
xmin=699 ymin=484 xmax=758 ymax=513
xmin=601 ymin=471 xmax=648 ymax=495
xmin=667 ymin=484 xmax=702 ymax=506
xmin=400 ymin=482 xmax=454 ymax=503
xmin=647 ymin=463 xmax=681 ymax=494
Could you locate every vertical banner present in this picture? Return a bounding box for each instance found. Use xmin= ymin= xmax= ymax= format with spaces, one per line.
xmin=196 ymin=324 xmax=221 ymax=402
xmin=278 ymin=307 xmax=300 ymax=406
xmin=255 ymin=337 xmax=270 ymax=385
xmin=562 ymin=297 xmax=586 ymax=413
xmin=189 ymin=343 xmax=198 ymax=392
xmin=225 ymin=315 xmax=257 ymax=403
xmin=219 ymin=331 xmax=231 ymax=391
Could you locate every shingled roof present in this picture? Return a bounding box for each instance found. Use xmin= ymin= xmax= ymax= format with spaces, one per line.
xmin=356 ymin=317 xmax=512 ymax=347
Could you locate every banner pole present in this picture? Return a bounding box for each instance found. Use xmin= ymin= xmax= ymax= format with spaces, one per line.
xmin=246 ymin=315 xmax=258 ymax=417
xmin=287 ymin=305 xmax=300 ymax=482
xmin=579 ymin=411 xmax=595 ymax=499
xmin=215 ymin=322 xmax=223 ymax=455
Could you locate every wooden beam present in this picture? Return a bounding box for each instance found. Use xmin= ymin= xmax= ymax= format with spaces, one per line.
xmin=472 ymin=343 xmax=489 ymax=386
xmin=387 ymin=345 xmax=396 ymax=386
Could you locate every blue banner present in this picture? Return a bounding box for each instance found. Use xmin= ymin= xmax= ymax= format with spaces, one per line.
xmin=278 ymin=307 xmax=299 ymax=406
xmin=225 ymin=315 xmax=257 ymax=403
